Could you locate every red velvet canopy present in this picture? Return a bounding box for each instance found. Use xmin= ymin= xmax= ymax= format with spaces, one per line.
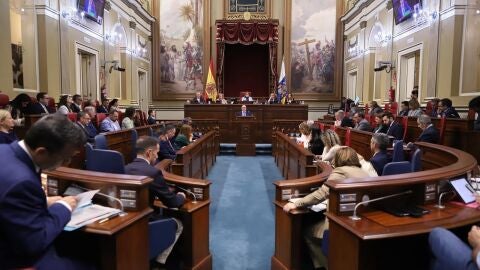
xmin=216 ymin=20 xmax=279 ymax=97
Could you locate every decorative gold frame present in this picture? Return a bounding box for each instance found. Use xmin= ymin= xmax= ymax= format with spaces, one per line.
xmin=223 ymin=0 xmax=271 ymax=20
xmin=156 ymin=0 xmax=211 ymax=100
xmin=284 ymin=0 xmax=344 ymax=101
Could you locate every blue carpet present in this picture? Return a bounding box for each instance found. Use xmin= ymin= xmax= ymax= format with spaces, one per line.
xmin=209 ymin=156 xmax=284 ymax=270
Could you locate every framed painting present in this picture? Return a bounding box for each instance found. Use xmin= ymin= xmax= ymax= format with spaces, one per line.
xmin=224 ymin=0 xmax=271 ymax=20
xmin=285 ymin=0 xmax=343 ymax=101
xmin=157 ymin=0 xmax=210 ymax=100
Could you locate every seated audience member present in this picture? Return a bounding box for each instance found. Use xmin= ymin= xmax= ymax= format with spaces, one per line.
xmin=97 ymin=98 xmax=109 ymax=113
xmin=28 ymin=92 xmax=52 ymax=114
xmin=158 ymin=125 xmax=177 ymax=161
xmin=438 ymin=98 xmax=460 ymax=118
xmin=283 ymin=147 xmax=369 ymax=270
xmin=353 ymin=112 xmax=372 ymax=132
xmin=191 ymin=92 xmax=205 ymax=104
xmin=0 ymin=114 xmax=87 ymax=269
xmin=349 ymin=102 xmax=359 ymax=116
xmin=334 ymin=110 xmax=354 ymax=128
xmin=100 ymin=109 xmax=121 ymax=132
xmin=285 ymin=93 xmax=295 ymax=104
xmin=147 ymin=109 xmax=156 ymax=125
xmin=121 ymin=107 xmax=135 ymax=129
xmin=308 ymin=126 xmax=324 ymax=155
xmin=368 ymin=101 xmax=383 ymax=116
xmin=241 ymin=92 xmax=254 ymax=102
xmin=398 ymin=101 xmax=410 ymax=116
xmin=369 ymin=133 xmax=391 ymax=176
xmin=411 ymin=88 xmax=418 ymax=100
xmin=83 ymin=106 xmax=98 ymax=137
xmin=373 ymin=113 xmax=388 ymax=134
xmin=76 ymin=111 xmax=95 ymax=143
xmin=236 ymin=105 xmax=252 ymax=117
xmin=297 ymin=121 xmax=312 ymax=149
xmin=407 ymin=99 xmax=423 ymax=117
xmin=71 ymin=94 xmax=82 ymax=113
xmin=429 ymin=98 xmax=440 ymax=117
xmin=429 ymin=225 xmax=480 ymax=270
xmin=267 ymin=93 xmax=277 ymax=104
xmin=383 ymin=112 xmax=404 ymax=140
xmin=82 ymin=99 xmax=96 ymax=108
xmin=126 ymin=136 xmax=185 ymax=207
xmin=57 ymin=94 xmax=73 ymax=115
xmin=7 ymin=93 xmax=32 ymax=126
xmin=321 ymin=129 xmax=343 ymax=162
xmin=175 ymin=124 xmax=193 ymax=149
xmin=469 ymin=96 xmax=480 ymax=131
xmin=108 ymin=98 xmax=119 ymax=112
xmin=0 ymin=110 xmax=17 ymax=144
xmin=416 ymin=114 xmax=440 ymax=144
xmin=216 ymin=93 xmax=228 ymax=104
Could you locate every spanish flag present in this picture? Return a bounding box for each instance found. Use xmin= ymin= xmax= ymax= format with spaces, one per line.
xmin=204 ymin=59 xmax=217 ymax=101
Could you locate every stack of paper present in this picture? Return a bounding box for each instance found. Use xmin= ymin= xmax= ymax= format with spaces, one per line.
xmin=288 ymin=198 xmax=328 ymax=212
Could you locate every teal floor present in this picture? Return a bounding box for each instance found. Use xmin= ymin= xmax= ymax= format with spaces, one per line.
xmin=209 ymin=156 xmax=283 ymax=270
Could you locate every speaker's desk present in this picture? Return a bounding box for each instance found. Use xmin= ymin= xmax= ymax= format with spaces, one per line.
xmin=184 ymin=104 xmax=308 ymax=144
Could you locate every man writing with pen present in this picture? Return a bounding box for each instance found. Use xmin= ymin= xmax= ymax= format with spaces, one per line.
xmin=125 ymin=136 xmax=186 ymax=265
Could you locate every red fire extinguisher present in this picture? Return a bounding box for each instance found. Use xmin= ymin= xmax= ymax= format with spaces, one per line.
xmin=388 ymin=87 xmax=395 ymax=102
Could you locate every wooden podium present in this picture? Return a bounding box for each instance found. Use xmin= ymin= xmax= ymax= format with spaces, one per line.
xmin=235 ymin=115 xmax=256 ymax=156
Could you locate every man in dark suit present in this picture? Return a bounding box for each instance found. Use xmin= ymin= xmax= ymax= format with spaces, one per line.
xmin=236 ymin=105 xmax=253 ymax=117
xmin=97 ymin=98 xmax=109 ymax=113
xmin=191 ymin=92 xmax=205 ymax=104
xmin=417 ymin=114 xmax=440 ymax=144
xmin=469 ymin=96 xmax=480 ymax=131
xmin=76 ymin=111 xmax=95 ymax=143
xmin=158 ymin=125 xmax=177 ymax=161
xmin=383 ymin=112 xmax=404 ymax=140
xmin=0 ymin=114 xmax=87 ymax=269
xmin=437 ymin=98 xmax=460 ymax=118
xmin=71 ymin=94 xmax=82 ymax=113
xmin=125 ymin=136 xmax=185 ymax=208
xmin=369 ymin=133 xmax=392 ymax=176
xmin=83 ymin=106 xmax=99 ymax=137
xmin=28 ymin=92 xmax=53 ymax=114
xmin=334 ymin=110 xmax=354 ymax=128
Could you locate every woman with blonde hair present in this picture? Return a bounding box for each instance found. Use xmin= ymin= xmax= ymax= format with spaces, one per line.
xmin=320 ymin=129 xmax=343 ymax=162
xmin=0 ymin=109 xmax=17 ymax=144
xmin=175 ymin=124 xmax=193 ymax=149
xmin=408 ymin=99 xmax=423 ymax=117
xmin=283 ymin=147 xmax=369 ymax=269
xmin=297 ymin=121 xmax=312 ymax=149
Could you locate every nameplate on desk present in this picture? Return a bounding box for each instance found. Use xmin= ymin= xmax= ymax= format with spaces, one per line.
xmin=340 ymin=203 xmax=356 ymax=212
xmin=120 ymin=189 xmax=137 ymax=199
xmin=340 ymin=193 xmax=357 ymax=203
xmin=121 ymin=199 xmax=137 ymax=208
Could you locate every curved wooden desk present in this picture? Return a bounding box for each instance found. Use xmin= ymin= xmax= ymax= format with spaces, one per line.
xmin=271 ymin=126 xmax=479 ymax=270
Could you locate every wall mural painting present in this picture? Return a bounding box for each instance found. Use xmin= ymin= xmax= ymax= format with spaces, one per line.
xmin=159 ymin=0 xmax=204 ymax=94
xmin=290 ymin=0 xmax=336 ymax=94
xmin=12 ymin=44 xmax=24 ymax=89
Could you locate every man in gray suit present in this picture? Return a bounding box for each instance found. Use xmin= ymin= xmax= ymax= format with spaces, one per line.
xmin=353 ymin=112 xmax=372 ymax=132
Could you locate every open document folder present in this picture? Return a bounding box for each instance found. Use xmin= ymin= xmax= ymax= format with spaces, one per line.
xmin=64 ymin=189 xmax=122 ymax=231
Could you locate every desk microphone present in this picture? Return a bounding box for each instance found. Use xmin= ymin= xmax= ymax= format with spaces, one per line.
xmin=435 ymin=191 xmax=456 ymax=209
xmin=168 ymin=183 xmax=198 ymax=203
xmin=350 ymin=190 xmax=412 ymax=221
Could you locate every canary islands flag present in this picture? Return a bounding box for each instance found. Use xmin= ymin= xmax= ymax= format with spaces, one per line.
xmin=204 ymin=59 xmax=217 ymax=101
xmin=277 ymin=56 xmax=287 ymax=104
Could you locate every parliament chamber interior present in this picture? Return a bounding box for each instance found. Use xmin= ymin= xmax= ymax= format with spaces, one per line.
xmin=1 ymin=0 xmax=480 ymax=269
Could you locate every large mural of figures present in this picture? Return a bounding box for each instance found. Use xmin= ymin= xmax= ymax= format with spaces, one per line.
xmin=159 ymin=0 xmax=204 ymax=94
xmin=290 ymin=0 xmax=336 ymax=94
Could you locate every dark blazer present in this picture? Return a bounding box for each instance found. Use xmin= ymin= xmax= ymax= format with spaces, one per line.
xmin=28 ymin=102 xmax=53 ymax=114
xmin=418 ymin=125 xmax=440 ymax=144
xmin=191 ymin=97 xmax=205 ymax=104
xmin=440 ymin=107 xmax=460 ymax=118
xmin=76 ymin=122 xmax=95 ymax=143
xmin=373 ymin=124 xmax=388 ymax=134
xmin=398 ymin=109 xmax=409 ymax=117
xmin=340 ymin=117 xmax=355 ymax=128
xmin=355 ymin=119 xmax=372 ymax=132
xmin=236 ymin=110 xmax=253 ymax=117
xmin=0 ymin=142 xmax=73 ymax=269
xmin=147 ymin=116 xmax=156 ymax=125
xmin=386 ymin=122 xmax=404 ymax=140
xmin=96 ymin=105 xmax=108 ymax=113
xmin=158 ymin=139 xmax=177 ymax=161
xmin=71 ymin=103 xmax=81 ymax=113
xmin=0 ymin=131 xmax=18 ymax=144
xmin=370 ymin=150 xmax=391 ymax=176
xmin=125 ymin=158 xmax=185 ymax=208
